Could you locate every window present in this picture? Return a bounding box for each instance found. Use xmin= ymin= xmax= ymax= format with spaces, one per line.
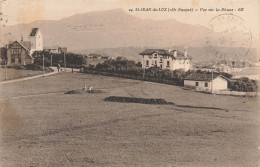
xmin=19 ymin=58 xmax=21 ymax=63
xmin=11 ymin=55 xmax=15 ymax=63
xmin=160 ymin=64 xmax=163 ymax=69
xmin=195 ymin=82 xmax=199 ymax=86
xmin=205 ymin=82 xmax=208 ymax=87
xmin=155 ymin=60 xmax=157 ymax=65
xmin=154 ymin=53 xmax=158 ymax=58
xmin=167 ymin=61 xmax=170 ymax=66
xmin=160 ymin=57 xmax=163 ymax=62
xmin=146 ymin=60 xmax=149 ymax=66
xmin=11 ymin=44 xmax=22 ymax=55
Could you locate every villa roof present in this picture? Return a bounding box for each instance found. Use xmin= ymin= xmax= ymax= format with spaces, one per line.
xmin=139 ymin=49 xmax=169 ymax=55
xmin=19 ymin=41 xmax=31 ymax=51
xmin=59 ymin=47 xmax=67 ymax=53
xmin=139 ymin=49 xmax=191 ymax=59
xmin=30 ymin=28 xmax=38 ymax=36
xmin=184 ymin=73 xmax=229 ymax=82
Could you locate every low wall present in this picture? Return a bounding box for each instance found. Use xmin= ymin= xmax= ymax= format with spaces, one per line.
xmin=212 ymin=90 xmax=258 ymax=97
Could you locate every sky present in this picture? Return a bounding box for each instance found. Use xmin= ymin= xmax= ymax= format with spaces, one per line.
xmin=1 ymin=0 xmax=259 ymax=36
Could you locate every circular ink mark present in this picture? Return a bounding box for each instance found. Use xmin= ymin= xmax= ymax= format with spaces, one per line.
xmin=205 ymin=13 xmax=252 ymax=59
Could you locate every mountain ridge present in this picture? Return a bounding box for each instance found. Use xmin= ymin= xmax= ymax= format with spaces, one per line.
xmin=0 ymin=8 xmax=257 ymax=62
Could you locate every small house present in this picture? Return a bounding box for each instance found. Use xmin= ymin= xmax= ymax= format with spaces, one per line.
xmin=6 ymin=41 xmax=34 ymax=65
xmin=43 ymin=46 xmax=67 ymax=54
xmin=184 ymin=73 xmax=229 ymax=92
xmin=5 ymin=27 xmax=43 ymax=66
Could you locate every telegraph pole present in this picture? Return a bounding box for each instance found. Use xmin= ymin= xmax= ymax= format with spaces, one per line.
xmin=51 ymin=54 xmax=53 ymax=66
xmin=211 ymin=68 xmax=213 ymax=93
xmin=43 ymin=53 xmax=45 ymax=75
xmin=143 ymin=67 xmax=145 ymax=79
xmin=5 ymin=60 xmax=7 ymax=80
xmin=64 ymin=51 xmax=66 ymax=69
xmin=142 ymin=55 xmax=145 ymax=79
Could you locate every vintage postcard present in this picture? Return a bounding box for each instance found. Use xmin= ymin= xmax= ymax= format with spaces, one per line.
xmin=0 ymin=0 xmax=259 ymax=166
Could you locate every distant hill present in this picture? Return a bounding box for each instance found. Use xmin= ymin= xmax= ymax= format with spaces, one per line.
xmin=1 ymin=8 xmax=258 ymax=63
xmin=74 ymin=46 xmax=258 ymax=64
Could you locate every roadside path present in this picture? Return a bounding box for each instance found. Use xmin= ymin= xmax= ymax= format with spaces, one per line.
xmin=0 ymin=67 xmax=59 ymax=85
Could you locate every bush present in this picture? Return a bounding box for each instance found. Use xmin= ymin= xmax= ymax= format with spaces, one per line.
xmin=25 ymin=64 xmax=42 ymax=70
xmin=82 ymin=57 xmax=258 ymax=92
xmin=228 ymin=78 xmax=258 ymax=92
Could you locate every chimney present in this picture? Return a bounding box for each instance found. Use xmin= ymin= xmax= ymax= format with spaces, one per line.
xmin=168 ymin=49 xmax=171 ymax=53
xmin=21 ymin=34 xmax=23 ymax=41
xmin=173 ymin=50 xmax=177 ymax=58
xmin=184 ymin=46 xmax=188 ymax=57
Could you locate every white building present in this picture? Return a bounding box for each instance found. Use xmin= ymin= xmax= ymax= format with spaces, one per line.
xmin=213 ymin=64 xmax=232 ymax=73
xmin=28 ymin=28 xmax=43 ymax=54
xmin=139 ymin=48 xmax=192 ymax=71
xmin=43 ymin=46 xmax=67 ymax=54
xmin=184 ymin=73 xmax=229 ymax=92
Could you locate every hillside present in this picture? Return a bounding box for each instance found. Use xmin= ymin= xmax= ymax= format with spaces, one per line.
xmin=76 ymin=46 xmax=258 ymax=64
xmin=1 ymin=8 xmax=258 ymax=63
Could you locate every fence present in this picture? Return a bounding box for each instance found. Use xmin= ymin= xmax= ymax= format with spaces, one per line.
xmin=82 ymin=69 xmax=183 ymax=86
xmin=212 ymin=90 xmax=259 ymax=97
xmin=82 ymin=69 xmax=258 ymax=97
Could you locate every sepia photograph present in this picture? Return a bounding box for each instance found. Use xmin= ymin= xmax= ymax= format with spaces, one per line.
xmin=0 ymin=0 xmax=259 ymax=166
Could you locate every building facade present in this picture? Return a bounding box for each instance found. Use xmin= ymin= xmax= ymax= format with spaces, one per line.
xmin=184 ymin=73 xmax=229 ymax=92
xmin=5 ymin=28 xmax=43 ymax=66
xmin=28 ymin=28 xmax=43 ymax=54
xmin=139 ymin=49 xmax=192 ymax=71
xmin=6 ymin=41 xmax=34 ymax=65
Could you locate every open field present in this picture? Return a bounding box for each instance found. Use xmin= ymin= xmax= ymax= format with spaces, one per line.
xmin=0 ymin=68 xmax=46 ymax=82
xmin=0 ymin=72 xmax=259 ymax=167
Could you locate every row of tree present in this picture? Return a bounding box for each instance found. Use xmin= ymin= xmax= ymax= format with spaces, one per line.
xmin=32 ymin=51 xmax=86 ymax=68
xmin=83 ymin=57 xmax=257 ymax=92
xmin=229 ymin=77 xmax=258 ymax=92
xmin=30 ymin=52 xmax=258 ymax=92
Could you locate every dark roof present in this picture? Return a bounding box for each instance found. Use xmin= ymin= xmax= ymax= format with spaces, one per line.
xmin=20 ymin=41 xmax=31 ymax=50
xmin=184 ymin=73 xmax=228 ymax=82
xmin=139 ymin=49 xmax=191 ymax=59
xmin=139 ymin=49 xmax=169 ymax=55
xmin=58 ymin=47 xmax=67 ymax=53
xmin=30 ymin=28 xmax=38 ymax=36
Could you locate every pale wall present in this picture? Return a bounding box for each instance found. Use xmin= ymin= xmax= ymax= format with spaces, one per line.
xmin=184 ymin=76 xmax=228 ymax=92
xmin=29 ymin=30 xmax=43 ymax=54
xmin=212 ymin=77 xmax=228 ymax=91
xmin=142 ymin=54 xmax=191 ymax=71
xmin=7 ymin=49 xmax=33 ymax=65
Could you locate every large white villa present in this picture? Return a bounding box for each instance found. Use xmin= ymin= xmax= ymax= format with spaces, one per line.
xmin=139 ymin=48 xmax=192 ymax=71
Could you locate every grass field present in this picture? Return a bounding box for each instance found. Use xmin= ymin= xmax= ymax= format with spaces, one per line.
xmin=0 ymin=68 xmax=45 ymax=81
xmin=0 ymin=72 xmax=259 ymax=167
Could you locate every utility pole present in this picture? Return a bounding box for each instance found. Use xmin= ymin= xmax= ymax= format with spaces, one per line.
xmin=143 ymin=67 xmax=145 ymax=79
xmin=64 ymin=51 xmax=66 ymax=69
xmin=211 ymin=68 xmax=213 ymax=93
xmin=5 ymin=60 xmax=7 ymax=80
xmin=43 ymin=53 xmax=45 ymax=75
xmin=51 ymin=54 xmax=53 ymax=66
xmin=142 ymin=55 xmax=145 ymax=79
